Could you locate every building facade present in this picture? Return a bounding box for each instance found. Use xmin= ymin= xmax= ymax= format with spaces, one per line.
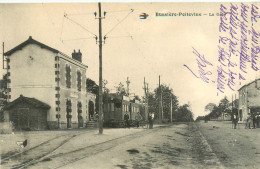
xmin=4 ymin=36 xmax=95 ymax=129
xmin=238 ymin=79 xmax=260 ymax=122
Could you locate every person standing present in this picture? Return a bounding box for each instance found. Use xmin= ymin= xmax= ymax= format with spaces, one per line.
xmin=248 ymin=116 xmax=253 ymax=129
xmin=233 ymin=114 xmax=238 ymax=129
xmin=148 ymin=113 xmax=154 ymax=129
xmin=253 ymin=115 xmax=257 ymax=129
xmin=124 ymin=113 xmax=130 ymax=128
xmin=135 ymin=112 xmax=142 ymax=128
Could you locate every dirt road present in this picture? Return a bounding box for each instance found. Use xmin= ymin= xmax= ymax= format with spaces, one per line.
xmin=33 ymin=123 xmax=223 ymax=169
xmin=197 ymin=121 xmax=260 ymax=169
xmin=1 ymin=122 xmax=259 ymax=169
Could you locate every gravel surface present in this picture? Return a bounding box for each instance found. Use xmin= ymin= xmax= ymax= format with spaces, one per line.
xmin=1 ymin=122 xmax=259 ymax=169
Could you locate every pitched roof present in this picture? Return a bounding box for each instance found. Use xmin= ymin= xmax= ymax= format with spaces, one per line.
xmin=4 ymin=36 xmax=88 ymax=68
xmin=238 ymin=78 xmax=260 ymax=91
xmin=4 ymin=95 xmax=50 ymax=110
xmin=4 ymin=36 xmax=59 ymax=56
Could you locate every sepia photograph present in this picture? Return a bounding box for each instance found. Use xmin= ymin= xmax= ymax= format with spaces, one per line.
xmin=0 ymin=1 xmax=260 ymax=169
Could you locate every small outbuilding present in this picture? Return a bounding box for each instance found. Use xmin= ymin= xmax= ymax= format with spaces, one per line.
xmin=4 ymin=95 xmax=50 ymax=130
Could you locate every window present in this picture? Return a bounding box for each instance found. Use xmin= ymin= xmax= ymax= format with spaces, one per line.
xmin=66 ymin=99 xmax=72 ymax=114
xmin=111 ymin=103 xmax=114 ymax=111
xmin=66 ymin=65 xmax=71 ymax=88
xmin=78 ymin=101 xmax=82 ymax=114
xmin=77 ymin=71 xmax=82 ymax=91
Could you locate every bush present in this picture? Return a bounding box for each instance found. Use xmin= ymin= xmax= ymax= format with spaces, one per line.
xmin=0 ymin=121 xmax=14 ymax=134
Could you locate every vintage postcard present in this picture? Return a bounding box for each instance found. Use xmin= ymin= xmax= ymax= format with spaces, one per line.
xmin=0 ymin=1 xmax=260 ymax=169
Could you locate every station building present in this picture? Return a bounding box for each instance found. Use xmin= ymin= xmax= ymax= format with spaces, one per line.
xmin=3 ymin=36 xmax=95 ymax=130
xmin=238 ymin=79 xmax=260 ymax=122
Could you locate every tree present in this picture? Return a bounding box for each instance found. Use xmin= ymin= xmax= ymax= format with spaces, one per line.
xmin=218 ymin=96 xmax=230 ymax=115
xmin=134 ymin=95 xmax=141 ymax=101
xmin=209 ymin=105 xmax=220 ymax=119
xmin=86 ymin=78 xmax=110 ymax=114
xmin=205 ymin=103 xmax=217 ymax=113
xmin=0 ymin=74 xmax=8 ymax=99
xmin=86 ymin=78 xmax=99 ymax=95
xmin=115 ymin=82 xmax=127 ymax=96
xmin=196 ymin=116 xmax=205 ymax=121
xmin=176 ymin=104 xmax=194 ymax=122
xmin=150 ymin=84 xmax=179 ymax=120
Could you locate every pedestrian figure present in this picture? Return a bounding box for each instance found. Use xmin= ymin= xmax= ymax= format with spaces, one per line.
xmin=135 ymin=112 xmax=142 ymax=128
xmin=124 ymin=113 xmax=130 ymax=128
xmin=253 ymin=115 xmax=257 ymax=129
xmin=245 ymin=117 xmax=250 ymax=129
xmin=233 ymin=114 xmax=238 ymax=129
xmin=247 ymin=116 xmax=253 ymax=129
xmin=257 ymin=115 xmax=260 ymax=128
xmin=148 ymin=113 xmax=154 ymax=129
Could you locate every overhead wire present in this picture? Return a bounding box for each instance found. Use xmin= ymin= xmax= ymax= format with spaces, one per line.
xmin=109 ymin=13 xmax=147 ymax=63
xmin=62 ymin=37 xmax=95 ymax=42
xmin=60 ymin=12 xmax=65 ymax=42
xmin=104 ymin=9 xmax=134 ymax=37
xmin=105 ymin=15 xmax=134 ymax=40
xmin=106 ymin=36 xmax=133 ymax=39
xmin=64 ymin=15 xmax=97 ymax=37
xmin=105 ymin=9 xmax=133 ymax=13
xmin=66 ymin=12 xmax=94 ymax=16
xmin=41 ymin=4 xmax=85 ymax=52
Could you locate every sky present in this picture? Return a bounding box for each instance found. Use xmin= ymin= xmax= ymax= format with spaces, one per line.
xmin=1 ymin=2 xmax=260 ymax=118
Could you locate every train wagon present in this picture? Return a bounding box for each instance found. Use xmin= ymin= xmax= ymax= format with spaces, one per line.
xmin=103 ymin=93 xmax=148 ymax=128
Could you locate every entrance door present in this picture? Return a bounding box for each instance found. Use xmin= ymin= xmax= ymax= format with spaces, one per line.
xmin=239 ymin=109 xmax=243 ymax=121
xmin=18 ymin=108 xmax=30 ymax=130
xmin=89 ymin=101 xmax=94 ymax=121
xmin=78 ymin=115 xmax=83 ymax=128
xmin=67 ymin=114 xmax=71 ymax=128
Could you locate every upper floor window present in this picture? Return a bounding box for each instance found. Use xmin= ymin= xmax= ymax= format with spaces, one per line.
xmin=77 ymin=71 xmax=82 ymax=91
xmin=111 ymin=103 xmax=114 ymax=111
xmin=66 ymin=65 xmax=71 ymax=88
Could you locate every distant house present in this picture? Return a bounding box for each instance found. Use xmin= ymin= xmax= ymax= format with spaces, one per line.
xmin=4 ymin=36 xmax=96 ymax=130
xmin=221 ymin=99 xmax=239 ymax=121
xmin=238 ymin=79 xmax=260 ymax=122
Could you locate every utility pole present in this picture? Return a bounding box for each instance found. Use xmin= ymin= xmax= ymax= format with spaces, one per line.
xmin=2 ymin=42 xmax=4 ymax=69
xmin=158 ymin=75 xmax=162 ymax=122
xmin=232 ymin=94 xmax=233 ymax=118
xmin=146 ymin=83 xmax=149 ymax=119
xmin=144 ymin=77 xmax=148 ymax=120
xmin=64 ymin=3 xmax=133 ymax=134
xmin=170 ymin=97 xmax=172 ymax=123
xmin=98 ymin=2 xmax=103 ymax=134
xmin=126 ymin=77 xmax=130 ymax=96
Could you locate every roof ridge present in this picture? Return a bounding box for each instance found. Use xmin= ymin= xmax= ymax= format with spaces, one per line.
xmin=4 ymin=36 xmax=59 ymax=56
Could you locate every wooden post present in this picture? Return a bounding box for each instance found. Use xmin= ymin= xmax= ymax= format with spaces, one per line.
xmin=98 ymin=2 xmax=103 ymax=134
xmin=158 ymin=75 xmax=162 ymax=122
xmin=170 ymin=97 xmax=172 ymax=123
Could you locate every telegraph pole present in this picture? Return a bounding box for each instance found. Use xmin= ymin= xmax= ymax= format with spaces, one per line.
xmin=98 ymin=2 xmax=103 ymax=134
xmin=126 ymin=77 xmax=130 ymax=96
xmin=63 ymin=3 xmax=133 ymax=134
xmin=158 ymin=75 xmax=162 ymax=122
xmin=170 ymin=97 xmax=172 ymax=123
xmin=144 ymin=77 xmax=148 ymax=120
xmin=2 ymin=42 xmax=4 ymax=69
xmin=232 ymin=94 xmax=233 ymax=117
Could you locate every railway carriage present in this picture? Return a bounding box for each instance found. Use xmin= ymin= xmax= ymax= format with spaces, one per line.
xmin=103 ymin=93 xmax=148 ymax=127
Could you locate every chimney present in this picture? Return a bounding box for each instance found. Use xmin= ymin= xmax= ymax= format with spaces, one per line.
xmin=72 ymin=49 xmax=82 ymax=62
